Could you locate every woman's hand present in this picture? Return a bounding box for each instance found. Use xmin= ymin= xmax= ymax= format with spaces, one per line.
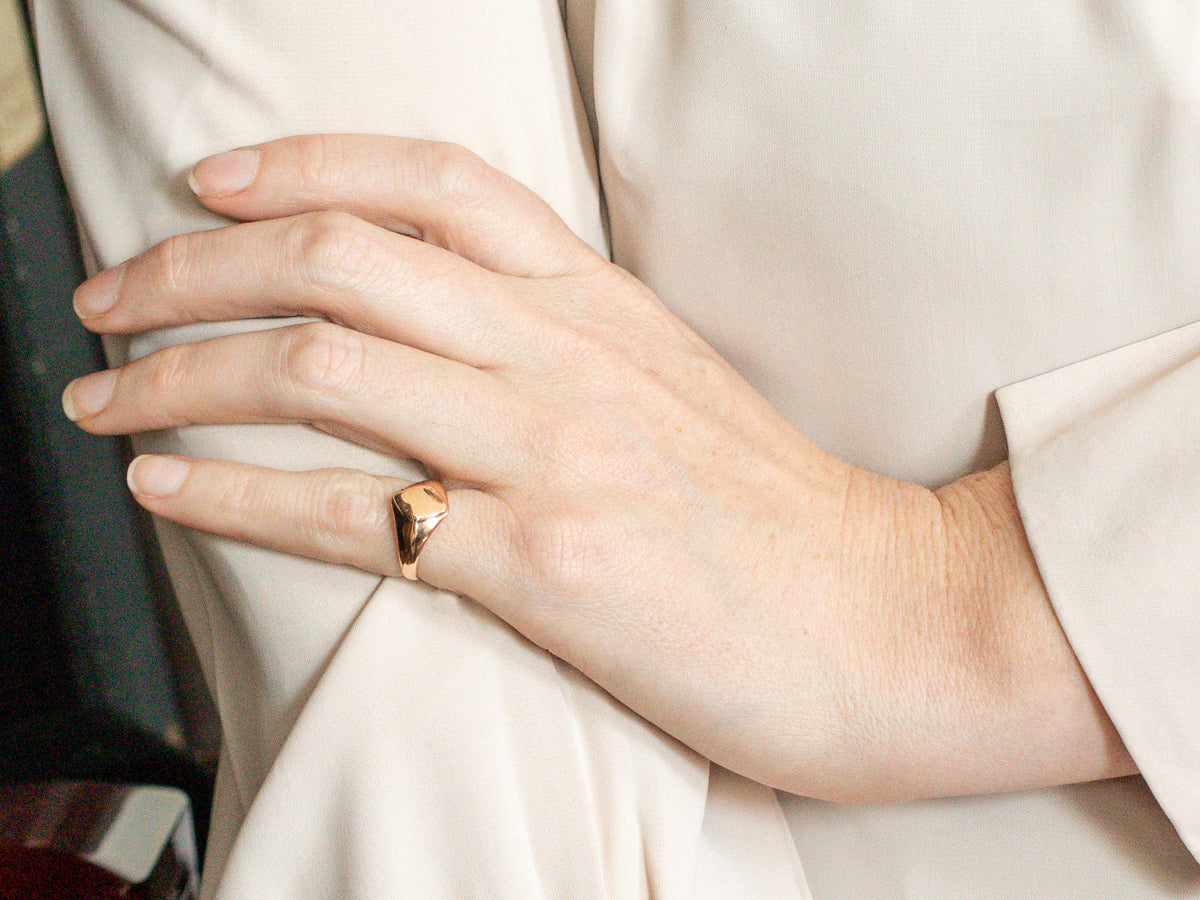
xmin=64 ymin=134 xmax=1134 ymax=800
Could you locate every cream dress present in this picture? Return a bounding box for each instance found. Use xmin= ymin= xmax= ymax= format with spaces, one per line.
xmin=32 ymin=0 xmax=1200 ymax=896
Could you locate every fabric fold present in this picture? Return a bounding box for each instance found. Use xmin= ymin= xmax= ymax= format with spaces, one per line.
xmin=999 ymin=319 xmax=1200 ymax=862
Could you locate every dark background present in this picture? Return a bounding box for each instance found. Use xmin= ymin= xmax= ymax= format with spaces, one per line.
xmin=1 ymin=5 xmax=214 ymax=850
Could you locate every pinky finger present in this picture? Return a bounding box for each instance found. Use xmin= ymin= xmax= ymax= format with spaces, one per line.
xmin=126 ymin=454 xmax=511 ymax=595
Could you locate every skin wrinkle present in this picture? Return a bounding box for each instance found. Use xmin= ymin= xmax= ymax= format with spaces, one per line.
xmin=68 ymin=134 xmax=1139 ymax=806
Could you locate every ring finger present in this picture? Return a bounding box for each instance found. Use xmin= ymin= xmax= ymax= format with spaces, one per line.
xmin=126 ymin=455 xmax=516 ymax=598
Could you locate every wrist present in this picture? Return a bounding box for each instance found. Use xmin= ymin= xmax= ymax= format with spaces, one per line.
xmin=933 ymin=463 xmax=1136 ymax=792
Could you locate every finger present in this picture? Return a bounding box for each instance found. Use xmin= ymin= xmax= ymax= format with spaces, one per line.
xmin=64 ymin=322 xmax=521 ymax=485
xmin=126 ymin=455 xmax=515 ymax=597
xmin=187 ymin=134 xmax=600 ymax=279
xmin=74 ymin=211 xmax=529 ymax=369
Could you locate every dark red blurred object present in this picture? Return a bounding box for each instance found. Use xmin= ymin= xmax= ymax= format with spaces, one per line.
xmin=0 ymin=783 xmax=196 ymax=899
xmin=0 ymin=846 xmax=137 ymax=899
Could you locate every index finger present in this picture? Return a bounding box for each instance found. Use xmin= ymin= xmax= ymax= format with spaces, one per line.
xmin=188 ymin=134 xmax=599 ymax=279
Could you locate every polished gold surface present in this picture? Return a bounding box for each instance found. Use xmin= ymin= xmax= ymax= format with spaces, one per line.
xmin=392 ymin=480 xmax=448 ymax=581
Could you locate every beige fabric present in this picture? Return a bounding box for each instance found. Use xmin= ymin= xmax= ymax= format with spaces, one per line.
xmin=999 ymin=322 xmax=1200 ymax=861
xmin=0 ymin=0 xmax=43 ymax=170
xmin=31 ymin=0 xmax=1200 ymax=896
xmin=32 ymin=1 xmax=805 ymax=897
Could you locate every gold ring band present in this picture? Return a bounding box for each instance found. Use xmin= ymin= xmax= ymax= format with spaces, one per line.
xmin=392 ymin=480 xmax=448 ymax=581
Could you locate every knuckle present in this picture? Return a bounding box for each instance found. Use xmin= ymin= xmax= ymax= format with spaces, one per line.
xmin=552 ymin=328 xmax=627 ymax=393
xmin=515 ymin=511 xmax=614 ymax=601
xmin=422 ymin=142 xmax=496 ymax=206
xmin=213 ymin=465 xmax=262 ymax=520
xmin=291 ymin=210 xmax=380 ymax=291
xmin=536 ymin=405 xmax=597 ymax=475
xmin=546 ymin=416 xmax=624 ymax=489
xmin=279 ymin=321 xmax=368 ymax=397
xmin=152 ymin=232 xmax=198 ymax=295
xmin=536 ymin=321 xmax=595 ymax=374
xmin=305 ymin=469 xmax=387 ymax=546
xmin=513 ymin=404 xmax=561 ymax=471
xmin=293 ymin=134 xmax=352 ymax=194
xmin=146 ymin=343 xmax=196 ymax=404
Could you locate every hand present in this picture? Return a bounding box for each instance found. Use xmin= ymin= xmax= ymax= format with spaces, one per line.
xmin=65 ymin=134 xmax=1134 ymax=800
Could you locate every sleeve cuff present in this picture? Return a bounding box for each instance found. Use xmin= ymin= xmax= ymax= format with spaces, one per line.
xmin=997 ymin=319 xmax=1200 ymax=861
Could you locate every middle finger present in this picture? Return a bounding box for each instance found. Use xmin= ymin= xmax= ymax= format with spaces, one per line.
xmin=63 ymin=321 xmax=523 ymax=486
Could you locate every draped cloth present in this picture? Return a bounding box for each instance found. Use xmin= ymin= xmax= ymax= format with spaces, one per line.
xmin=33 ymin=0 xmax=1200 ymax=895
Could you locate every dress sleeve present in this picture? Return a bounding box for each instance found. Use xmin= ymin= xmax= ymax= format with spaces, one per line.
xmin=998 ymin=319 xmax=1200 ymax=860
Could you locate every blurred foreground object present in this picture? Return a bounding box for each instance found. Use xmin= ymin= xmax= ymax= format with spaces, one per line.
xmin=0 ymin=0 xmax=42 ymax=170
xmin=1 ymin=0 xmax=216 ymax=863
xmin=0 ymin=782 xmax=198 ymax=899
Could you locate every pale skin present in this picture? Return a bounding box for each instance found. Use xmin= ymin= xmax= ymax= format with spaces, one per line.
xmin=64 ymin=134 xmax=1135 ymax=802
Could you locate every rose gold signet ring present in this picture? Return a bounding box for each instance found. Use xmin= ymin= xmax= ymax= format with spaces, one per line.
xmin=392 ymin=480 xmax=448 ymax=581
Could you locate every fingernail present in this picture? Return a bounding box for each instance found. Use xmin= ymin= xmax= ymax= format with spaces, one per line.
xmin=62 ymin=370 xmax=118 ymax=420
xmin=128 ymin=455 xmax=189 ymax=497
xmin=189 ymin=148 xmax=259 ymax=196
xmin=73 ymin=265 xmax=124 ymax=318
